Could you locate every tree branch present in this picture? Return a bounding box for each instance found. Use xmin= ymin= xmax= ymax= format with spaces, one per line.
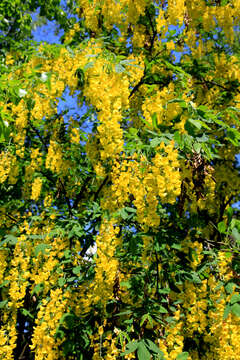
xmin=93 ymin=175 xmax=109 ymax=202
xmin=73 ymin=175 xmax=92 ymax=209
xmin=29 ymin=122 xmax=48 ymax=152
xmin=196 ymin=79 xmax=240 ymax=94
xmin=145 ymin=8 xmax=157 ymax=54
xmin=58 ymin=178 xmax=73 ymax=217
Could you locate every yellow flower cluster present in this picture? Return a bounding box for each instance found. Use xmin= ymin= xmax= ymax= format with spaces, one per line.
xmin=167 ymin=0 xmax=185 ymax=26
xmin=45 ymin=140 xmax=69 ymax=175
xmin=31 ymin=91 xmax=55 ymax=120
xmin=160 ymin=248 xmax=240 ymax=360
xmin=30 ymin=289 xmax=69 ymax=360
xmin=182 ymin=280 xmax=208 ymax=335
xmin=142 ymin=84 xmax=181 ymax=128
xmin=0 ymin=249 xmax=7 ymax=284
xmin=132 ymin=24 xmax=146 ymax=48
xmin=0 ymin=311 xmax=17 ymax=360
xmin=204 ymin=273 xmax=240 ymax=360
xmin=70 ymin=127 xmax=80 ymax=144
xmin=31 ymin=177 xmax=43 ymax=200
xmin=30 ymin=234 xmax=67 ymax=294
xmin=103 ymin=141 xmax=181 ymax=228
xmin=23 ymin=149 xmax=42 ymax=198
xmin=218 ymin=251 xmax=233 ymax=281
xmin=90 ymin=219 xmax=121 ymax=307
xmin=0 ymin=151 xmax=18 ymax=185
xmin=6 ymin=236 xmax=30 ymax=309
xmin=158 ymin=318 xmax=184 ymax=360
xmin=84 ymin=57 xmax=129 ymax=164
xmin=12 ymin=99 xmax=28 ymax=130
xmin=91 ymin=322 xmax=120 ymax=360
xmin=74 ymin=0 xmax=149 ymax=39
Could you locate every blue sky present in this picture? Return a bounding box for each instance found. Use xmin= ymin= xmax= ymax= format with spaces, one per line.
xmin=31 ymin=10 xmax=83 ymax=126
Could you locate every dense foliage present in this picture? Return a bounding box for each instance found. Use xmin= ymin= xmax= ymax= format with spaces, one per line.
xmin=1 ymin=0 xmax=240 ymax=359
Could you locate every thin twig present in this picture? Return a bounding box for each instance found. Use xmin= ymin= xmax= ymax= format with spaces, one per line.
xmin=5 ymin=213 xmax=17 ymax=223
xmin=146 ymin=8 xmax=157 ymax=53
xmin=155 ymin=251 xmax=160 ymax=299
xmin=29 ymin=122 xmax=48 ymax=152
xmin=18 ymin=341 xmax=28 ymax=360
xmin=196 ymin=79 xmax=240 ymax=94
xmin=73 ymin=175 xmax=92 ymax=209
xmin=59 ymin=178 xmax=73 ymax=217
xmin=93 ymin=175 xmax=109 ymax=202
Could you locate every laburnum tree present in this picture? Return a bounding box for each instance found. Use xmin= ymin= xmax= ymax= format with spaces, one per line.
xmin=1 ymin=0 xmax=240 ymax=359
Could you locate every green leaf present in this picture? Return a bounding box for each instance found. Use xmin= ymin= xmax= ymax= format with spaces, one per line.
xmin=58 ymin=277 xmax=66 ymax=287
xmin=2 ymin=234 xmax=18 ymax=246
xmin=221 ymin=0 xmax=229 ymax=5
xmin=64 ymin=249 xmax=71 ymax=259
xmin=140 ymin=116 xmax=153 ymax=128
xmin=0 ymin=280 xmax=9 ymax=288
xmin=55 ymin=327 xmax=65 ymax=339
xmin=145 ymin=339 xmax=163 ymax=355
xmin=164 ymin=60 xmax=189 ymax=77
xmin=225 ymin=282 xmax=237 ymax=294
xmin=196 ymin=134 xmax=209 ymax=143
xmin=231 ymin=303 xmax=240 ymax=317
xmin=158 ymin=287 xmax=170 ymax=294
xmin=59 ymin=313 xmax=75 ymax=329
xmin=159 ymin=305 xmax=168 ymax=313
xmin=226 ymin=128 xmax=240 ymax=146
xmin=197 ymin=105 xmax=209 ymax=112
xmin=150 ymin=138 xmax=162 ymax=147
xmin=119 ymin=208 xmax=129 ymax=220
xmin=223 ymin=304 xmax=231 ymax=320
xmin=120 ymin=281 xmax=131 ymax=289
xmin=34 ymin=243 xmax=51 ymax=256
xmin=72 ymin=266 xmax=81 ymax=275
xmin=151 ymin=112 xmax=158 ymax=129
xmin=114 ymin=309 xmax=132 ymax=316
xmin=84 ymin=61 xmax=94 ymax=70
xmin=125 ymin=207 xmax=136 ymax=213
xmin=182 ymin=133 xmax=193 ymax=149
xmin=21 ymin=308 xmax=34 ymax=319
xmin=230 ymin=294 xmax=240 ymax=304
xmin=165 ymin=316 xmax=175 ymax=323
xmin=31 ymin=283 xmax=44 ymax=295
xmin=174 ymin=131 xmax=182 ymax=146
xmin=120 ymin=59 xmax=136 ymax=65
xmin=176 ymin=352 xmax=189 ymax=360
xmin=171 ymin=243 xmax=182 ymax=250
xmin=121 ymin=340 xmax=139 ymax=355
xmin=117 ymin=207 xmax=136 ymax=220
xmin=137 ymin=342 xmax=151 ymax=360
xmin=187 ymin=118 xmax=202 ymax=130
xmin=218 ymin=221 xmax=226 ymax=233
xmin=193 ymin=142 xmax=201 ymax=153
xmin=190 ymin=272 xmax=201 ymax=284
xmin=188 ymin=118 xmax=211 ymax=130
xmin=232 ymin=228 xmax=240 ymax=243
xmin=115 ymin=63 xmax=125 ymax=73
xmin=34 ymin=64 xmax=43 ymax=70
xmin=0 ymin=300 xmax=8 ymax=308
xmin=140 ymin=313 xmax=149 ymax=327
